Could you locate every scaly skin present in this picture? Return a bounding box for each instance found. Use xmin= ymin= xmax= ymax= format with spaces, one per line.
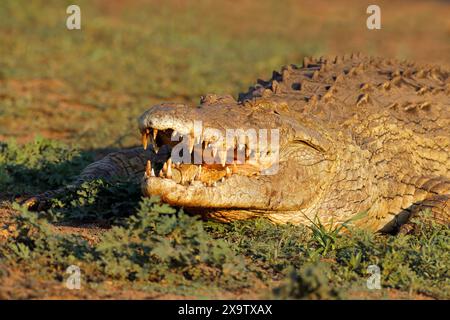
xmin=23 ymin=55 xmax=450 ymax=233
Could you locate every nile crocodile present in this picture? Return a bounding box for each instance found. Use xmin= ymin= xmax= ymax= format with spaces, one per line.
xmin=23 ymin=54 xmax=450 ymax=233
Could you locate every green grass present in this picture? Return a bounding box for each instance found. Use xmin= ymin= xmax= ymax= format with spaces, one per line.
xmin=0 ymin=0 xmax=325 ymax=149
xmin=0 ymin=0 xmax=322 ymax=96
xmin=1 ymin=0 xmax=448 ymax=149
xmin=0 ymin=138 xmax=448 ymax=299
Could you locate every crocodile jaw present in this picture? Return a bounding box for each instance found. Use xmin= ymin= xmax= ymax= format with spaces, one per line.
xmin=138 ymin=101 xmax=334 ymax=216
xmin=142 ymin=173 xmax=273 ymax=210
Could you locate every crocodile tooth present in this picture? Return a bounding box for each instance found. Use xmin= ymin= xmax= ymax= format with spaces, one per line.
xmin=219 ymin=150 xmax=227 ymax=166
xmin=159 ymin=170 xmax=164 ymax=178
xmin=189 ymin=138 xmax=194 ymax=154
xmin=221 ymin=177 xmax=225 ymax=183
xmin=193 ymin=165 xmax=201 ymax=180
xmin=149 ymin=132 xmax=159 ymax=153
xmin=142 ymin=134 xmax=147 ymax=150
xmin=226 ymin=166 xmax=232 ymax=177
xmin=167 ymin=159 xmax=172 ymax=178
xmin=245 ymin=146 xmax=251 ymax=159
xmin=162 ymin=161 xmax=168 ymax=173
xmin=212 ymin=182 xmax=217 ymax=187
xmin=142 ymin=129 xmax=149 ymax=150
xmin=153 ymin=129 xmax=158 ymax=140
xmin=151 ymin=168 xmax=155 ymax=177
xmin=145 ymin=160 xmax=151 ymax=177
xmin=194 ymin=135 xmax=201 ymax=145
xmin=212 ymin=145 xmax=218 ymax=158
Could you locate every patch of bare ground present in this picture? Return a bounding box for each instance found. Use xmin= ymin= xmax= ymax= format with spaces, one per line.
xmin=0 ymin=78 xmax=135 ymax=145
xmin=346 ymin=288 xmax=434 ymax=300
xmin=0 ymin=263 xmax=268 ymax=300
xmin=0 ymin=196 xmax=442 ymax=300
xmin=0 ymin=208 xmax=14 ymax=242
xmin=0 ymin=197 xmax=108 ymax=245
xmin=0 ymin=259 xmax=433 ymax=300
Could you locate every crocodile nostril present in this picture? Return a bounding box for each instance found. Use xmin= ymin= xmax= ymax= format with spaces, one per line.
xmin=291 ymin=83 xmax=301 ymax=90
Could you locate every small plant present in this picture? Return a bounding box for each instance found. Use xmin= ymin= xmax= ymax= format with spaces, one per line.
xmin=96 ymin=197 xmax=246 ymax=286
xmin=2 ymin=203 xmax=91 ymax=269
xmin=205 ymin=218 xmax=311 ymax=275
xmin=333 ymin=216 xmax=450 ymax=299
xmin=273 ymin=262 xmax=343 ymax=299
xmin=0 ymin=137 xmax=92 ymax=193
xmin=305 ymin=211 xmax=367 ymax=256
xmin=46 ymin=178 xmax=142 ymax=223
xmin=0 ymin=199 xmax=248 ymax=293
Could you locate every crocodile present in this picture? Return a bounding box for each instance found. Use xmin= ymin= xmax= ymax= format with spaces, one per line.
xmin=23 ymin=54 xmax=450 ymax=233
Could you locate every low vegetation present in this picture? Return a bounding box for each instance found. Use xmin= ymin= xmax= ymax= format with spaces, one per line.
xmin=0 ymin=139 xmax=448 ymax=299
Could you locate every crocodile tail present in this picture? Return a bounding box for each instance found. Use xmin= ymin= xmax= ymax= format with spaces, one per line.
xmin=397 ymin=193 xmax=450 ymax=235
xmin=381 ymin=176 xmax=450 ymax=234
xmin=77 ymin=147 xmax=152 ymax=183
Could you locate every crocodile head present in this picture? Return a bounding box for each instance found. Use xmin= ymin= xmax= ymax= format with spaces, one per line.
xmin=138 ymin=94 xmax=337 ymax=223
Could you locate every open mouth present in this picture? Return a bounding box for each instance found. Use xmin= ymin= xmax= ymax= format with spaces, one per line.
xmin=141 ymin=127 xmax=270 ymax=187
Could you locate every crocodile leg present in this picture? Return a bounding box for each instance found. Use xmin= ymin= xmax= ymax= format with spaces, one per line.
xmin=380 ymin=176 xmax=450 ymax=234
xmin=78 ymin=147 xmax=155 ymax=183
xmin=20 ymin=147 xmax=156 ymax=211
xmin=396 ymin=194 xmax=450 ymax=235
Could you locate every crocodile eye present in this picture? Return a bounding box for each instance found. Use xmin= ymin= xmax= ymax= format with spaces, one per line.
xmin=294 ymin=139 xmax=325 ymax=153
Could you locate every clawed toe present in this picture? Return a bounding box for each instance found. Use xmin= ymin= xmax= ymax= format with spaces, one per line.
xmin=17 ymin=196 xmax=49 ymax=212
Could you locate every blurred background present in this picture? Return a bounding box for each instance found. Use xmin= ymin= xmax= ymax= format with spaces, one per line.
xmin=0 ymin=0 xmax=449 ymax=150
